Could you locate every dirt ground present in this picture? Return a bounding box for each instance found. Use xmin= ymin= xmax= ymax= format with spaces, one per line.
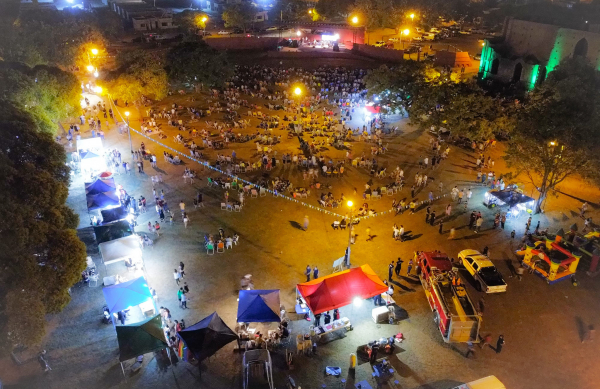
xmin=3 ymin=61 xmax=600 ymax=389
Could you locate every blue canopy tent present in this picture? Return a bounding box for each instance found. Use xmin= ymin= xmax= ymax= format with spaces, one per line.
xmin=103 ymin=277 xmax=156 ymax=328
xmin=85 ymin=178 xmax=116 ymax=195
xmin=237 ymin=290 xmax=281 ymax=323
xmin=87 ymin=191 xmax=120 ymax=211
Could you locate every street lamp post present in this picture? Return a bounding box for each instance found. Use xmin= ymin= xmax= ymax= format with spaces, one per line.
xmin=125 ymin=111 xmax=133 ymax=160
xmin=201 ymin=16 xmax=208 ymax=36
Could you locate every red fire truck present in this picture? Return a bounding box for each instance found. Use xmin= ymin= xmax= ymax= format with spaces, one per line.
xmin=417 ymin=251 xmax=481 ymax=343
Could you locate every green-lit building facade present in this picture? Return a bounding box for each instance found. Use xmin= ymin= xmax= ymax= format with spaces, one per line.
xmin=479 ymin=17 xmax=600 ymax=89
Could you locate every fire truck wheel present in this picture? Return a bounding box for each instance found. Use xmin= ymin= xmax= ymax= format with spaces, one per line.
xmin=433 ymin=310 xmax=440 ymax=326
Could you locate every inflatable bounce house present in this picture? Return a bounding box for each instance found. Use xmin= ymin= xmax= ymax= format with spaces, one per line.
xmin=516 ymin=229 xmax=581 ymax=284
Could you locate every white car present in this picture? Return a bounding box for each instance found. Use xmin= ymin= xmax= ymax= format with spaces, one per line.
xmin=217 ymin=30 xmax=231 ymax=35
xmin=388 ymin=37 xmax=399 ymax=42
xmin=411 ymin=35 xmax=422 ymax=42
xmin=458 ymin=250 xmax=507 ymax=293
xmin=265 ymin=26 xmax=278 ymax=31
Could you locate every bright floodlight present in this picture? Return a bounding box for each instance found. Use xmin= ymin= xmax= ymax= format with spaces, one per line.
xmin=87 ymin=65 xmax=94 ymax=72
xmin=410 ymin=13 xmax=415 ymax=19
xmin=308 ymin=9 xmax=312 ymax=14
xmin=93 ymin=86 xmax=102 ymax=93
xmin=91 ymin=48 xmax=99 ymax=55
xmin=352 ymin=16 xmax=358 ymax=24
xmin=347 ymin=200 xmax=353 ymax=207
xmin=353 ymin=297 xmax=362 ymax=306
xmin=294 ymin=87 xmax=302 ymax=96
xmin=201 ymin=16 xmax=207 ymax=22
xmin=297 ymin=31 xmax=302 ymax=36
xmin=125 ymin=111 xmax=130 ymax=117
xmin=93 ymin=70 xmax=99 ymax=78
xmin=403 ymin=29 xmax=410 ymax=35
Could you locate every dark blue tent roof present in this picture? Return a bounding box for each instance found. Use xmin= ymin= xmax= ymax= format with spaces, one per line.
xmin=87 ymin=192 xmax=120 ymax=211
xmin=237 ymin=290 xmax=281 ymax=323
xmin=85 ymin=178 xmax=116 ymax=195
xmin=177 ymin=312 xmax=238 ymax=362
xmin=103 ymin=276 xmax=153 ymax=314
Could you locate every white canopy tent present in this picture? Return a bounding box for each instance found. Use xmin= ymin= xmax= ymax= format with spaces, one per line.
xmin=76 ymin=137 xmax=107 ymax=176
xmin=99 ymin=236 xmax=144 ymax=277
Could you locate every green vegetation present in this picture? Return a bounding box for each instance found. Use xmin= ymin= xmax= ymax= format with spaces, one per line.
xmin=166 ymin=41 xmax=234 ymax=89
xmin=108 ymin=50 xmax=168 ymax=103
xmin=222 ymin=3 xmax=257 ymax=32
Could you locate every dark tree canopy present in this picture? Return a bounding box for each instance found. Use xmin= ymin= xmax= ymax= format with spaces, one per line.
xmin=222 ymin=3 xmax=257 ymax=32
xmin=166 ymin=41 xmax=234 ymax=88
xmin=0 ymin=100 xmax=86 ymax=352
xmin=108 ymin=50 xmax=168 ymax=103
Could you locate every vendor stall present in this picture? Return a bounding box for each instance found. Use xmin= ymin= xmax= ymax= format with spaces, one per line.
xmin=177 ymin=312 xmax=238 ymax=363
xmin=483 ymin=188 xmax=535 ymax=216
xmin=115 ymin=314 xmax=168 ymax=376
xmin=103 ymin=276 xmax=157 ymax=327
xmin=77 ymin=137 xmax=106 ymax=177
xmin=99 ymin=235 xmax=144 ymax=275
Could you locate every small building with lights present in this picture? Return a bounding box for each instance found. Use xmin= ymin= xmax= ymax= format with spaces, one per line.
xmin=479 ymin=17 xmax=600 ymax=89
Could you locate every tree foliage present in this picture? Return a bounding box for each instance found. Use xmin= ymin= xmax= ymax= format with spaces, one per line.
xmin=0 ymin=100 xmax=86 ymax=353
xmin=174 ymin=10 xmax=209 ymax=34
xmin=166 ymin=41 xmax=234 ymax=88
xmin=351 ymin=0 xmax=404 ymax=30
xmin=274 ymin=0 xmax=312 ymax=21
xmin=315 ymin=0 xmax=352 ymax=20
xmin=222 ymin=3 xmax=257 ymax=32
xmin=504 ymin=58 xmax=600 ymax=212
xmin=0 ymin=63 xmax=81 ymax=133
xmin=108 ymin=50 xmax=168 ymax=103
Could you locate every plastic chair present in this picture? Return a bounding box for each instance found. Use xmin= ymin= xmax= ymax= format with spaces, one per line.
xmin=206 ymin=243 xmax=215 ymax=255
xmin=221 ymin=202 xmax=227 ymax=210
xmin=217 ymin=242 xmax=225 ymax=253
xmin=251 ymin=189 xmax=258 ymax=198
xmin=88 ymin=274 xmax=99 ymax=287
xmin=259 ymin=188 xmax=267 ymax=197
xmin=235 ymin=204 xmax=242 ymax=212
xmin=227 ymin=203 xmax=233 ymax=212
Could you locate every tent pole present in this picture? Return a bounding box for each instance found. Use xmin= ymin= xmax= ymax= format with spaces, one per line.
xmin=120 ymin=362 xmax=126 ymax=377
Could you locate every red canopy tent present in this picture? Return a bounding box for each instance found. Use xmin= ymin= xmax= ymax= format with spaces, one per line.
xmin=365 ymin=105 xmax=380 ymax=114
xmin=296 ymin=265 xmax=388 ymax=314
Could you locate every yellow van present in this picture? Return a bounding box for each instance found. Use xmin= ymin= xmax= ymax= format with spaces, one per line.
xmin=454 ymin=376 xmax=506 ymax=389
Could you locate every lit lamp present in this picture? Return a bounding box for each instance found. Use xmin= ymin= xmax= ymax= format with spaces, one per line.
xmin=87 ymin=65 xmax=95 ymax=72
xmin=352 ymin=16 xmax=358 ymax=24
xmin=93 ymin=69 xmax=99 ymax=78
xmin=93 ymin=86 xmax=102 ymax=94
xmin=296 ymin=30 xmax=302 ymax=37
xmin=308 ymin=9 xmax=312 ymax=14
xmin=353 ymin=297 xmax=362 ymax=306
xmin=91 ymin=48 xmax=99 ymax=55
xmin=294 ymin=87 xmax=302 ymax=96
xmin=410 ymin=13 xmax=415 ymax=21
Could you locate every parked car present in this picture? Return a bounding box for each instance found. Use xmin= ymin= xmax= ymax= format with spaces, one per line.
xmin=265 ymin=26 xmax=278 ymax=31
xmin=430 ymin=27 xmax=441 ymax=33
xmin=373 ymin=41 xmax=386 ymax=47
xmin=388 ymin=37 xmax=400 ymax=42
xmin=411 ymin=35 xmax=423 ymax=42
xmin=459 ymin=30 xmax=472 ymax=35
xmin=457 ymin=250 xmax=507 ymax=293
xmin=473 ymin=53 xmax=482 ymax=60
xmin=217 ymin=30 xmax=231 ymax=35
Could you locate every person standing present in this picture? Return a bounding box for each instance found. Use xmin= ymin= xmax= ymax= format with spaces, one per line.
xmin=177 ymin=288 xmax=183 ymax=307
xmin=439 ymin=222 xmax=444 ymax=234
xmin=303 ymin=215 xmax=309 ymax=231
xmin=480 ymin=334 xmax=492 ymax=349
xmin=154 ymin=221 xmax=161 ymax=236
xmin=395 ymin=259 xmax=403 ymax=276
xmin=174 ymin=269 xmax=181 ymax=285
xmin=496 ymin=335 xmax=505 ymax=353
xmin=469 ymin=211 xmax=476 ymax=230
xmin=430 ymin=212 xmax=436 ymax=226
xmin=305 ymin=265 xmax=311 ymax=282
xmin=501 ymin=213 xmax=506 ymax=229
xmin=407 ymin=260 xmax=413 ymax=275
xmin=448 ymin=227 xmax=456 ymax=239
xmin=179 ymin=200 xmax=186 ymax=214
xmin=314 ymin=313 xmax=322 ymax=326
xmin=475 ymin=217 xmax=483 ymax=233
xmin=399 ymin=225 xmax=405 ymax=242
xmin=183 ymin=212 xmax=190 ymax=228
xmin=313 ymin=266 xmax=319 ymax=279
xmin=181 ymin=292 xmax=188 ymax=309
xmin=388 ymin=261 xmax=394 ymax=280
xmin=179 ymin=262 xmax=185 ymax=278
xmin=465 ymin=340 xmax=475 ymax=358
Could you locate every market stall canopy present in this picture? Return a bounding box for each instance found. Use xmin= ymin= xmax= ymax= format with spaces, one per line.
xmin=100 ymin=206 xmax=129 ymax=225
xmin=297 ymin=264 xmax=387 ymax=314
xmin=85 ymin=178 xmax=116 ymax=195
xmin=116 ymin=314 xmax=167 ymax=362
xmin=103 ymin=276 xmax=152 ymax=314
xmin=488 ymin=189 xmax=535 ymax=207
xmin=77 ymin=136 xmax=103 ymax=152
xmin=87 ymin=192 xmax=120 ymax=211
xmin=177 ymin=312 xmax=238 ymax=362
xmin=99 ymin=235 xmax=141 ymax=265
xmin=80 ymin=151 xmax=101 ymax=160
xmin=237 ymin=290 xmax=281 ymax=323
xmin=94 ymin=220 xmax=132 ymax=244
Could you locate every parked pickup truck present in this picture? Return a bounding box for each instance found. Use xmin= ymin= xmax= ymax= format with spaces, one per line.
xmin=458 ymin=250 xmax=507 ymax=293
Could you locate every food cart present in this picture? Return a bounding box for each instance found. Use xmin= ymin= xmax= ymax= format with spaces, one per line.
xmin=483 ymin=187 xmax=535 ymax=216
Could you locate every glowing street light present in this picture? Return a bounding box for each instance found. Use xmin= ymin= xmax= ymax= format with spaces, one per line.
xmin=125 ymin=111 xmax=130 ymax=118
xmin=294 ymin=87 xmax=302 ymax=96
xmin=549 ymin=141 xmax=556 ymax=146
xmin=201 ymin=16 xmax=207 ymax=23
xmin=308 ymin=9 xmax=312 ymax=14
xmin=296 ymin=30 xmax=302 ymax=37
xmin=403 ymin=28 xmax=410 ymax=36
xmin=91 ymin=48 xmax=99 ymax=55
xmin=347 ymin=200 xmax=353 ymax=207
xmin=93 ymin=70 xmax=99 ymax=78
xmin=410 ymin=13 xmax=415 ymax=21
xmin=87 ymin=65 xmax=94 ymax=72
xmin=93 ymin=86 xmax=102 ymax=94
xmin=351 ymin=16 xmax=359 ymax=24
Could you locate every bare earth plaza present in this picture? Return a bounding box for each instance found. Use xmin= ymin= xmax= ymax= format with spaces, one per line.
xmin=2 ymin=1 xmax=600 ymax=389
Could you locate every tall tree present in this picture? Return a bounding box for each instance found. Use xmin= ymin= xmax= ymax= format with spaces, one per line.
xmin=351 ymin=0 xmax=405 ymax=30
xmin=222 ymin=3 xmax=257 ymax=32
xmin=504 ymin=58 xmax=600 ymax=213
xmin=108 ymin=50 xmax=168 ymax=103
xmin=166 ymin=41 xmax=233 ymax=89
xmin=315 ymin=0 xmax=351 ymax=20
xmin=0 ymin=100 xmax=86 ymax=354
